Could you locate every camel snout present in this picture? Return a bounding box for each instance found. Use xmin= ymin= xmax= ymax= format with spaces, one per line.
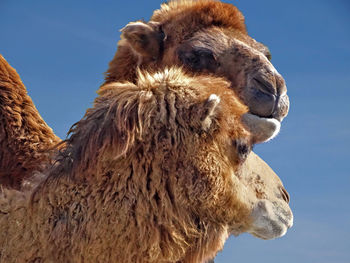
xmin=249 ymin=199 xmax=293 ymax=240
xmin=244 ymin=69 xmax=289 ymax=122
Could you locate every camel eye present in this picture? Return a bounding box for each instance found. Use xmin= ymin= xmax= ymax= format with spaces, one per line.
xmin=265 ymin=51 xmax=272 ymax=61
xmin=233 ymin=139 xmax=251 ymax=162
xmin=183 ymin=52 xmax=200 ymax=66
xmin=178 ymin=47 xmax=217 ymax=71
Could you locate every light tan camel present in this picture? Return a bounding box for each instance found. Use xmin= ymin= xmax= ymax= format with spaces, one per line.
xmin=0 ymin=67 xmax=292 ymax=262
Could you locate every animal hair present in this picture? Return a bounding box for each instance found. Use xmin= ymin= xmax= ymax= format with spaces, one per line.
xmin=0 ymin=55 xmax=60 ymax=188
xmin=0 ymin=67 xmax=252 ymax=263
xmin=0 ymin=1 xmax=291 ymax=261
xmin=104 ymin=0 xmax=247 ymax=84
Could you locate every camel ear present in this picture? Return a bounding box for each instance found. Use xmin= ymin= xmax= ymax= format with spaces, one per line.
xmin=201 ymin=94 xmax=221 ymax=131
xmin=120 ymin=21 xmax=164 ymax=60
xmin=241 ymin=113 xmax=281 ymax=143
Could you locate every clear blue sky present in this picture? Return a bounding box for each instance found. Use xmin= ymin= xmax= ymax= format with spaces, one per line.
xmin=1 ymin=1 xmax=350 ymax=262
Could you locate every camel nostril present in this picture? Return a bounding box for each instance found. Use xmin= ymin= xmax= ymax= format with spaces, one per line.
xmin=252 ymin=75 xmax=276 ymax=95
xmin=279 ymin=186 xmax=290 ymax=204
xmin=275 ymin=73 xmax=287 ymax=96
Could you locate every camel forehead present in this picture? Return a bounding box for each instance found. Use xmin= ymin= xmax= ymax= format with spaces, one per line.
xmin=187 ymin=27 xmax=268 ymax=55
xmin=151 ymin=0 xmax=270 ymax=61
xmin=183 ymin=27 xmax=233 ymax=54
xmin=151 ymin=0 xmax=247 ymax=40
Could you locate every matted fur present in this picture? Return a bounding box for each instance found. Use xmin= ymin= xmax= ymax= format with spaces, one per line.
xmin=0 ymin=68 xmax=253 ymax=262
xmin=0 ymin=55 xmax=60 ymax=188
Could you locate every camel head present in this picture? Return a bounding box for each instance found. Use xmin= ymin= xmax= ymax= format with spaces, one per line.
xmin=105 ymin=0 xmax=289 ymax=143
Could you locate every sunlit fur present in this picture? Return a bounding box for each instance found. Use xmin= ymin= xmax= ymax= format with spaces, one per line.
xmin=0 ymin=1 xmax=293 ymax=261
xmin=0 ymin=68 xmax=255 ymax=262
xmin=0 ymin=55 xmax=60 ymax=188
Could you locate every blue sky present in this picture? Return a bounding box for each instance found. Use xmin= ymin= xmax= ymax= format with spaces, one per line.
xmin=1 ymin=1 xmax=350 ymax=262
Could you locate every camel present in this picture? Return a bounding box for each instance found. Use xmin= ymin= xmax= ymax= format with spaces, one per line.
xmin=0 ymin=67 xmax=292 ymax=262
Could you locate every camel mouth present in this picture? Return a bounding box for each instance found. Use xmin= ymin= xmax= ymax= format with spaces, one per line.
xmin=243 ymin=81 xmax=289 ymax=123
xmin=248 ymin=200 xmax=293 ymax=240
xmin=250 ymin=112 xmax=281 ymax=123
xmin=253 ymin=115 xmax=281 ymax=141
xmin=242 ymin=113 xmax=281 ymax=143
xmin=249 ymin=229 xmax=287 ymax=240
xmin=249 ymin=214 xmax=293 ymax=240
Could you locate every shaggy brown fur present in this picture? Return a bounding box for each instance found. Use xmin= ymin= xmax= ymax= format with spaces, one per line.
xmin=0 ymin=68 xmax=255 ymax=262
xmin=0 ymin=55 xmax=60 ymax=189
xmin=0 ymin=1 xmax=293 ymax=262
xmin=0 ymin=0 xmax=289 ymax=189
xmin=105 ymin=0 xmax=289 ymax=135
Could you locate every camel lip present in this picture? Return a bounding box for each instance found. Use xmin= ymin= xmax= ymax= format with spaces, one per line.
xmin=249 ymin=112 xmax=282 ymax=123
xmin=249 ymin=231 xmax=271 ymax=240
xmin=247 ymin=216 xmax=290 ymax=240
